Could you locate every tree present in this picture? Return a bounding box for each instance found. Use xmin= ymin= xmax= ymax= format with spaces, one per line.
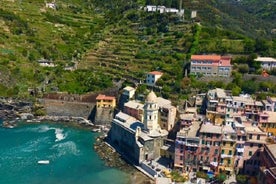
xmin=236 ymin=175 xmax=248 ymax=184
xmin=237 ymin=64 xmax=249 ymax=74
xmin=215 ymin=172 xmax=227 ymax=183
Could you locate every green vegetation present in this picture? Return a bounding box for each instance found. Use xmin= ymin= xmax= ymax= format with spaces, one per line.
xmin=170 ymin=170 xmax=187 ymax=182
xmin=196 ymin=171 xmax=208 ymax=180
xmin=0 ymin=0 xmax=275 ymax=100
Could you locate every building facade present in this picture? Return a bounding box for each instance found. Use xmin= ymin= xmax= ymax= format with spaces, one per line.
xmin=190 ymin=55 xmax=232 ymax=77
xmin=255 ymin=57 xmax=276 ymax=70
xmin=146 ymin=71 xmax=163 ymax=86
xmin=96 ymin=94 xmax=116 ymax=108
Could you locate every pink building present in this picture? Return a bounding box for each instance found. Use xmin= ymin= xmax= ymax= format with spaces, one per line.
xmin=242 ymin=126 xmax=267 ymax=175
xmin=198 ymin=124 xmax=222 ymax=173
xmin=175 ymin=122 xmax=201 ymax=172
xmin=123 ymin=101 xmax=144 ymax=121
xmin=190 ymin=55 xmax=232 ymax=77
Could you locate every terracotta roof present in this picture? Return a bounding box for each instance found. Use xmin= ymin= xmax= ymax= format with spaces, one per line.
xmin=191 ymin=55 xmax=221 ymax=60
xmin=96 ymin=94 xmax=115 ymax=100
xmin=148 ymin=71 xmax=163 ymax=75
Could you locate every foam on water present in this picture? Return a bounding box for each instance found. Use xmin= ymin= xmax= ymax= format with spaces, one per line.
xmin=55 ymin=128 xmax=66 ymax=142
xmin=52 ymin=141 xmax=80 ymax=157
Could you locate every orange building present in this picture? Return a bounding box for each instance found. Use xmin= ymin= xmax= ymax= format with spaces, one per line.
xmin=96 ymin=94 xmax=116 ymax=108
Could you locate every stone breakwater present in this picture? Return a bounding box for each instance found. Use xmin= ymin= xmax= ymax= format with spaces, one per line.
xmin=94 ymin=136 xmax=154 ymax=184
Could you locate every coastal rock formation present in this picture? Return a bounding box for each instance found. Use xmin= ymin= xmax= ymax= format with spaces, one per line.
xmin=0 ymin=98 xmax=32 ymax=120
xmin=94 ymin=136 xmax=154 ymax=184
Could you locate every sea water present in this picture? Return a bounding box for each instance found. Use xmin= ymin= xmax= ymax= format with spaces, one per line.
xmin=0 ymin=121 xmax=130 ymax=184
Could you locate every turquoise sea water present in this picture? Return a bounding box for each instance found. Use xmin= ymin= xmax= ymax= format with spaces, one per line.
xmin=0 ymin=121 xmax=130 ymax=184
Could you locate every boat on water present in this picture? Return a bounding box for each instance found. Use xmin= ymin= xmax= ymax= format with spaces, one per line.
xmin=38 ymin=160 xmax=50 ymax=165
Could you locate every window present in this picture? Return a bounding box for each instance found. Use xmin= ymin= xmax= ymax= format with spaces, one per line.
xmin=228 ymin=160 xmax=231 ymax=165
xmin=250 ymin=143 xmax=253 ymax=147
xmin=215 ymin=149 xmax=218 ymax=155
xmin=257 ymin=135 xmax=260 ymax=140
xmin=180 ymin=156 xmax=183 ymax=160
xmin=258 ymin=144 xmax=262 ymax=148
xmin=230 ymin=142 xmax=234 ymax=147
xmin=214 ymin=158 xmax=217 ymax=162
xmin=249 ymin=151 xmax=253 ymax=156
xmin=202 ymin=140 xmax=205 ymax=144
xmin=222 ymin=149 xmax=225 ymax=154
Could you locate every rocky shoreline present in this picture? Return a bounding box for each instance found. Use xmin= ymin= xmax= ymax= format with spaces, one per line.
xmin=94 ymin=136 xmax=154 ymax=184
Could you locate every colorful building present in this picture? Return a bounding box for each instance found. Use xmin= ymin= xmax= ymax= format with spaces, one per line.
xmin=242 ymin=126 xmax=267 ymax=175
xmin=146 ymin=71 xmax=163 ymax=86
xmin=219 ymin=126 xmax=236 ymax=175
xmin=174 ymin=121 xmax=201 ymax=172
xmin=123 ymin=100 xmax=144 ymax=121
xmin=198 ymin=124 xmax=222 ymax=173
xmin=156 ymin=97 xmax=177 ymax=131
xmin=96 ymin=94 xmax=116 ymax=108
xmin=190 ymin=55 xmax=232 ymax=77
xmin=259 ymin=111 xmax=276 ymax=136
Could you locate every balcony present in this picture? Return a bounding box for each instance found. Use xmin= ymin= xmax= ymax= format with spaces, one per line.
xmin=221 ymin=154 xmax=233 ymax=158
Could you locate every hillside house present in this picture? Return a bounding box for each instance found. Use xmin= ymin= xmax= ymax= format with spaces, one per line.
xmin=255 ymin=57 xmax=276 ymax=70
xmin=146 ymin=71 xmax=163 ymax=86
xmin=190 ymin=55 xmax=232 ymax=77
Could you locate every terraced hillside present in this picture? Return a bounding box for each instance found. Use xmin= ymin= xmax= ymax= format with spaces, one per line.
xmin=79 ymin=14 xmax=192 ymax=84
xmin=0 ymin=0 xmax=275 ymax=98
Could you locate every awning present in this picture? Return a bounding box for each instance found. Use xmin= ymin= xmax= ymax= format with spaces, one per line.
xmin=210 ymin=162 xmax=218 ymax=167
xmin=225 ymin=167 xmax=233 ymax=172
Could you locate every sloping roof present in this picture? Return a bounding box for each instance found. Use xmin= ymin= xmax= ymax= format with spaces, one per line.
xmin=156 ymin=97 xmax=171 ymax=107
xmin=148 ymin=71 xmax=163 ymax=75
xmin=266 ymin=144 xmax=276 ymax=159
xmin=200 ymin=123 xmax=222 ymax=134
xmin=255 ymin=57 xmax=276 ymax=63
xmin=265 ymin=111 xmax=276 ymax=123
xmin=124 ymin=100 xmax=144 ymax=110
xmin=191 ymin=55 xmax=221 ymax=60
xmin=123 ymin=86 xmax=135 ymax=92
xmin=96 ymin=94 xmax=115 ymax=100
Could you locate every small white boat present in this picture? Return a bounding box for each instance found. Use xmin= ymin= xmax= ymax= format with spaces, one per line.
xmin=38 ymin=160 xmax=50 ymax=165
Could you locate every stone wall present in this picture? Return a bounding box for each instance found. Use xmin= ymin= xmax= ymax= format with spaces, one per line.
xmin=41 ymin=99 xmax=95 ymax=119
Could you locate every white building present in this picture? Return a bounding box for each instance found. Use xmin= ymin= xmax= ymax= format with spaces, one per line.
xmin=146 ymin=71 xmax=163 ymax=86
xmin=255 ymin=57 xmax=276 ymax=70
xmin=122 ymin=86 xmax=136 ymax=99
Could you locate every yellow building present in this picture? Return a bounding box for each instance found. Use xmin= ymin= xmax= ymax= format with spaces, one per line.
xmin=96 ymin=94 xmax=116 ymax=108
xmin=259 ymin=111 xmax=276 ymax=135
xmin=218 ymin=126 xmax=236 ymax=175
xmin=206 ymin=111 xmax=225 ymax=126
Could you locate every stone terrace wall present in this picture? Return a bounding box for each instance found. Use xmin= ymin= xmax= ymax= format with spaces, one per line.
xmin=41 ymin=99 xmax=95 ymax=119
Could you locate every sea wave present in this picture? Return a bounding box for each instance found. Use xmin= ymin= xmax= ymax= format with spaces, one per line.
xmin=51 ymin=141 xmax=80 ymax=157
xmin=55 ymin=128 xmax=66 ymax=142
